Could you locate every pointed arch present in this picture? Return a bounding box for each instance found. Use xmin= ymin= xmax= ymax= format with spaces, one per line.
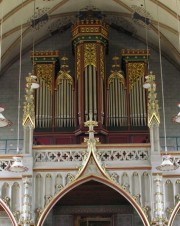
xmin=168 ymin=201 xmax=180 ymax=226
xmin=0 ymin=198 xmax=17 ymax=226
xmin=37 ymin=174 xmax=150 ymax=226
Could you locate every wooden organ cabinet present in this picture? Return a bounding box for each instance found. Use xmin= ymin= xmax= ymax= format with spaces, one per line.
xmin=32 ymin=20 xmax=150 ymax=145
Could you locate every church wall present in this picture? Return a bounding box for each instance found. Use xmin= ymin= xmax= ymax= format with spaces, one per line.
xmin=0 ymin=27 xmax=180 ymax=152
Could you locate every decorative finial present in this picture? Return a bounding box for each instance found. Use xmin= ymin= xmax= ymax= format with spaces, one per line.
xmin=84 ymin=112 xmax=99 ymax=148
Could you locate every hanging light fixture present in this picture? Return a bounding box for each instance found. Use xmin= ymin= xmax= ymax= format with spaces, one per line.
xmin=172 ymin=0 xmax=180 ymax=124
xmin=28 ymin=0 xmax=40 ymax=90
xmin=172 ymin=103 xmax=180 ymax=124
xmin=155 ymin=0 xmax=178 ymax=171
xmin=28 ymin=73 xmax=40 ymax=89
xmin=143 ymin=76 xmax=151 ymax=89
xmin=7 ymin=0 xmax=28 ymax=173
xmin=156 ymin=155 xmax=178 ymax=171
xmin=0 ymin=106 xmax=12 ymax=127
xmin=0 ymin=3 xmax=12 ymax=128
xmin=8 ymin=156 xmax=28 ymax=173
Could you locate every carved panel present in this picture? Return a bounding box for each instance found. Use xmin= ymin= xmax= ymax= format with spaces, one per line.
xmin=84 ymin=43 xmax=96 ymax=68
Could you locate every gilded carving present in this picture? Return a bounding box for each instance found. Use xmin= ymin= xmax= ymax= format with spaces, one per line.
xmin=108 ymin=56 xmax=124 ymax=86
xmin=76 ymin=45 xmax=81 ymax=79
xmin=35 ymin=64 xmax=53 ymax=91
xmin=56 ymin=57 xmax=73 ymax=87
xmin=23 ymin=74 xmax=35 ymax=127
xmin=127 ymin=62 xmax=145 ymax=89
xmin=145 ymin=72 xmax=160 ymax=126
xmin=84 ymin=43 xmax=96 ymax=68
xmin=108 ymin=72 xmax=125 ymax=87
xmin=100 ymin=45 xmax=104 ymax=79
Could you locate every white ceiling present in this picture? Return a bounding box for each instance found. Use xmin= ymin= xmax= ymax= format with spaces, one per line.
xmin=0 ymin=0 xmax=180 ymax=75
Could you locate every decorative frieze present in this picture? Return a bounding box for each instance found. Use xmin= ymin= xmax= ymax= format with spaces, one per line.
xmin=34 ymin=148 xmax=149 ymax=163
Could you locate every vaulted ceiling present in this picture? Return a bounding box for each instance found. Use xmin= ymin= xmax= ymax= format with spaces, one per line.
xmin=0 ymin=0 xmax=180 ymax=76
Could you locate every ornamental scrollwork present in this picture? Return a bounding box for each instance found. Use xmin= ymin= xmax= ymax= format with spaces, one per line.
xmin=84 ymin=43 xmax=96 ymax=68
xmin=35 ymin=64 xmax=53 ymax=91
xmin=127 ymin=62 xmax=145 ymax=89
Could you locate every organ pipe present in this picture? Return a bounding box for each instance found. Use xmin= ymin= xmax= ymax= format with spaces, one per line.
xmin=55 ymin=57 xmax=74 ymax=128
xmin=107 ymin=58 xmax=126 ymax=127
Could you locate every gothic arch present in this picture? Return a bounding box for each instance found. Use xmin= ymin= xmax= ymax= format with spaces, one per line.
xmin=168 ymin=201 xmax=180 ymax=226
xmin=37 ymin=174 xmax=150 ymax=226
xmin=0 ymin=198 xmax=17 ymax=226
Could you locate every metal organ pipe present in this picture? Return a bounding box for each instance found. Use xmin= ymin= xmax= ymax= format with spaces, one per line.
xmin=107 ymin=71 xmax=127 ymax=127
xmin=85 ymin=67 xmax=88 ymax=121
xmin=89 ymin=65 xmax=93 ymax=115
xmin=54 ymin=70 xmax=74 ymax=128
xmin=101 ymin=77 xmax=104 ymax=124
xmin=115 ymin=78 xmax=118 ymax=126
xmin=78 ymin=78 xmax=81 ymax=125
xmin=110 ymin=80 xmax=113 ymax=126
xmin=93 ymin=66 xmax=97 ymax=121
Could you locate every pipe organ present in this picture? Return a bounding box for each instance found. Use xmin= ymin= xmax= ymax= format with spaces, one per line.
xmin=30 ymin=18 xmax=150 ymax=144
